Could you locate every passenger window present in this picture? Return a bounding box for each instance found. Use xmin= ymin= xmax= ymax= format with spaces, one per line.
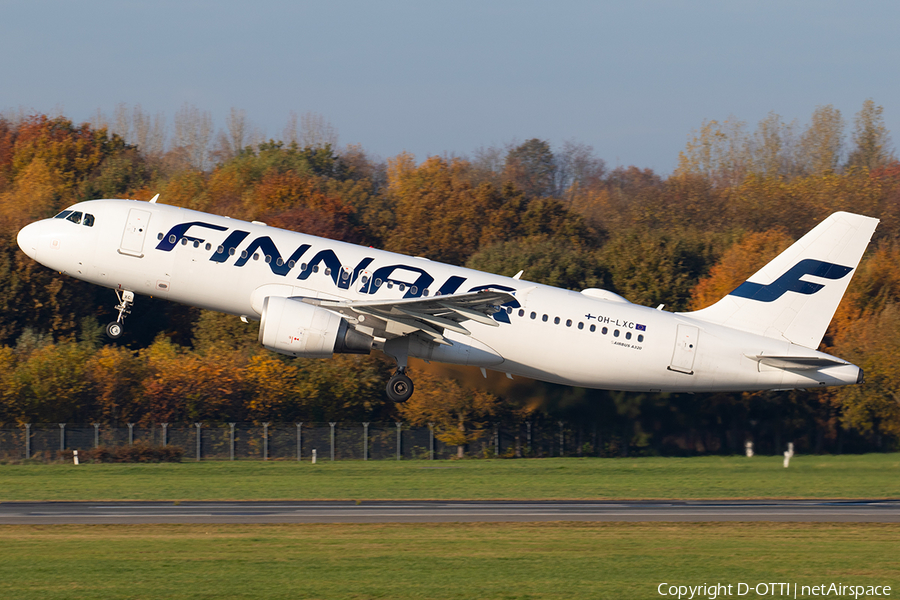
xmin=530 ymin=312 xmax=537 ymax=320
xmin=542 ymin=314 xmax=548 ymax=322
xmin=206 ymin=243 xmax=212 ymax=251
xmin=602 ymin=327 xmax=608 ymax=335
xmin=423 ymin=289 xmax=429 ymax=296
xmin=66 ymin=211 xmax=83 ymax=224
xmin=325 ymin=268 xmax=331 ymax=276
xmin=386 ymin=281 xmax=393 ymax=289
xmin=553 ymin=317 xmax=560 ymax=325
xmin=590 ymin=324 xmax=596 ymax=332
xmin=398 ymin=283 xmax=405 ymax=291
xmin=638 ymin=334 xmax=644 ymax=343
xmin=614 ymin=329 xmax=620 ymax=337
xmin=411 ymin=286 xmax=418 ymax=294
xmin=518 ymin=309 xmax=525 ymax=317
xmin=158 ymin=233 xmax=164 ymax=240
xmin=253 ymin=253 xmax=259 ymax=260
xmin=313 ymin=265 xmax=319 ymax=273
xmin=566 ymin=319 xmax=572 ymax=327
xmin=374 ymin=279 xmax=383 ymax=287
xmin=276 ymin=258 xmax=284 ymax=266
xmin=577 ymin=322 xmax=584 ymax=330
xmin=625 ymin=331 xmax=632 ymax=340
xmin=288 ymin=260 xmax=295 ymax=268
xmin=241 ymin=250 xmax=248 ymax=259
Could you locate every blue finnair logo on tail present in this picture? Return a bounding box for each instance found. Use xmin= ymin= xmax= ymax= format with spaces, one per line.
xmin=729 ymin=259 xmax=853 ymax=302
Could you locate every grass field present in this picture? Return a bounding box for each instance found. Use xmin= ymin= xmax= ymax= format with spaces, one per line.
xmin=3 ymin=456 xmax=897 ymax=599
xmin=1 ymin=454 xmax=898 ymax=501
xmin=0 ymin=522 xmax=896 ymax=599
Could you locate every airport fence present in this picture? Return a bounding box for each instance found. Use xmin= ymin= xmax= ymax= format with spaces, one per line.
xmin=0 ymin=421 xmax=600 ymax=462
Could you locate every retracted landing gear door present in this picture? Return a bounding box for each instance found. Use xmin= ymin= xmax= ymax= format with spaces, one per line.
xmin=119 ymin=208 xmax=151 ymax=257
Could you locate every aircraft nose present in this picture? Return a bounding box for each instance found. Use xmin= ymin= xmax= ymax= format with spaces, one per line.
xmin=17 ymin=222 xmax=41 ymax=260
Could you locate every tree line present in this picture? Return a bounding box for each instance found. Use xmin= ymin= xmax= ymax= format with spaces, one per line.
xmin=0 ymin=100 xmax=897 ymax=455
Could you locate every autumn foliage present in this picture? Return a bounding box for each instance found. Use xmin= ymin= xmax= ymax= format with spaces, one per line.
xmin=0 ymin=102 xmax=899 ymax=454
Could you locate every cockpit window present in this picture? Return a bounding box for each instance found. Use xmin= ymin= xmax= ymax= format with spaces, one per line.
xmin=83 ymin=214 xmax=95 ymax=227
xmin=65 ymin=211 xmax=83 ymax=225
xmin=54 ymin=210 xmax=73 ymax=220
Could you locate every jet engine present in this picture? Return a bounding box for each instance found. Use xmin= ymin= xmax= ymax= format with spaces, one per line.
xmin=259 ymin=296 xmax=372 ymax=358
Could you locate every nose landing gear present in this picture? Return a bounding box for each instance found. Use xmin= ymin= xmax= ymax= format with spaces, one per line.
xmin=106 ymin=290 xmax=134 ymax=340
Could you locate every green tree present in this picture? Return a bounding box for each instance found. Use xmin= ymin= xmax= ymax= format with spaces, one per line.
xmin=13 ymin=340 xmax=93 ymax=422
xmin=599 ymin=228 xmax=717 ymax=311
xmin=466 ymin=236 xmax=609 ymax=290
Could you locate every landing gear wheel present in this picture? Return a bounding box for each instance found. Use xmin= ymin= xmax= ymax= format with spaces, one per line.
xmin=106 ymin=321 xmax=124 ymax=339
xmin=107 ymin=290 xmax=134 ymax=340
xmin=387 ymin=372 xmax=414 ymax=403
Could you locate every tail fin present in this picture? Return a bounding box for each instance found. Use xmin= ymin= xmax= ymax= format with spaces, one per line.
xmin=685 ymin=212 xmax=879 ymax=349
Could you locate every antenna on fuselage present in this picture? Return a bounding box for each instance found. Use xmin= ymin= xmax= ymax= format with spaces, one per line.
xmin=149 ymin=193 xmax=160 ymax=204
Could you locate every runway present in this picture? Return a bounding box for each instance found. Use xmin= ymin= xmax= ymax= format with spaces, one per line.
xmin=1 ymin=499 xmax=898 ymax=524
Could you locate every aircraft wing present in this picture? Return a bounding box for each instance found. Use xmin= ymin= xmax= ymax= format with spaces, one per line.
xmin=303 ymin=290 xmax=516 ymax=345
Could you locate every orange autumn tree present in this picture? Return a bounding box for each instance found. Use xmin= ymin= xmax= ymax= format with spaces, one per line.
xmin=395 ymin=369 xmax=502 ymax=458
xmin=689 ymin=230 xmax=793 ymax=310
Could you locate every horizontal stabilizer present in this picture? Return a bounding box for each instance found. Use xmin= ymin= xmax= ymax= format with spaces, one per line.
xmin=745 ymin=354 xmax=849 ymax=370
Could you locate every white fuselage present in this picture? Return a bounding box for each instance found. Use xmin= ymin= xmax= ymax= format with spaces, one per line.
xmin=16 ymin=199 xmax=862 ymax=392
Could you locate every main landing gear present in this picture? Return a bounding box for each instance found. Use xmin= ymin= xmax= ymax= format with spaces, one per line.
xmin=386 ymin=369 xmax=414 ymax=403
xmin=382 ymin=337 xmax=415 ymax=403
xmin=106 ymin=290 xmax=134 ymax=340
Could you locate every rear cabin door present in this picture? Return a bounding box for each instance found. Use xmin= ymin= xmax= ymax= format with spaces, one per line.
xmin=669 ymin=324 xmax=699 ymax=374
xmin=119 ymin=208 xmax=152 ymax=257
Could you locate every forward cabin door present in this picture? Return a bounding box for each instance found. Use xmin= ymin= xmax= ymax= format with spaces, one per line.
xmin=669 ymin=324 xmax=699 ymax=374
xmin=119 ymin=208 xmax=152 ymax=257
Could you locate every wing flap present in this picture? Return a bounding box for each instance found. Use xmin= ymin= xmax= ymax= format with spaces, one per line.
xmin=304 ymin=289 xmax=515 ymax=342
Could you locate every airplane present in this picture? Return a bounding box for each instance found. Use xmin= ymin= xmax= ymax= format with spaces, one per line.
xmin=16 ymin=197 xmax=878 ymax=402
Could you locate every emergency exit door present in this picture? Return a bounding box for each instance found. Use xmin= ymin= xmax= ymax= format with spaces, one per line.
xmin=119 ymin=208 xmax=151 ymax=257
xmin=669 ymin=324 xmax=699 ymax=374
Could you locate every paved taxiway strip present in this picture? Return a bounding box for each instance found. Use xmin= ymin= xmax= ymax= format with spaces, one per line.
xmin=0 ymin=500 xmax=898 ymax=524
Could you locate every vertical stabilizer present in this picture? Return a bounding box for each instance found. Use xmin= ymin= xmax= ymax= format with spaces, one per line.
xmin=684 ymin=212 xmax=879 ymax=349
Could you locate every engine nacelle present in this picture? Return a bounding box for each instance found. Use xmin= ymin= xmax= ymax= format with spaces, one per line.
xmin=258 ymin=296 xmax=372 ymax=358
